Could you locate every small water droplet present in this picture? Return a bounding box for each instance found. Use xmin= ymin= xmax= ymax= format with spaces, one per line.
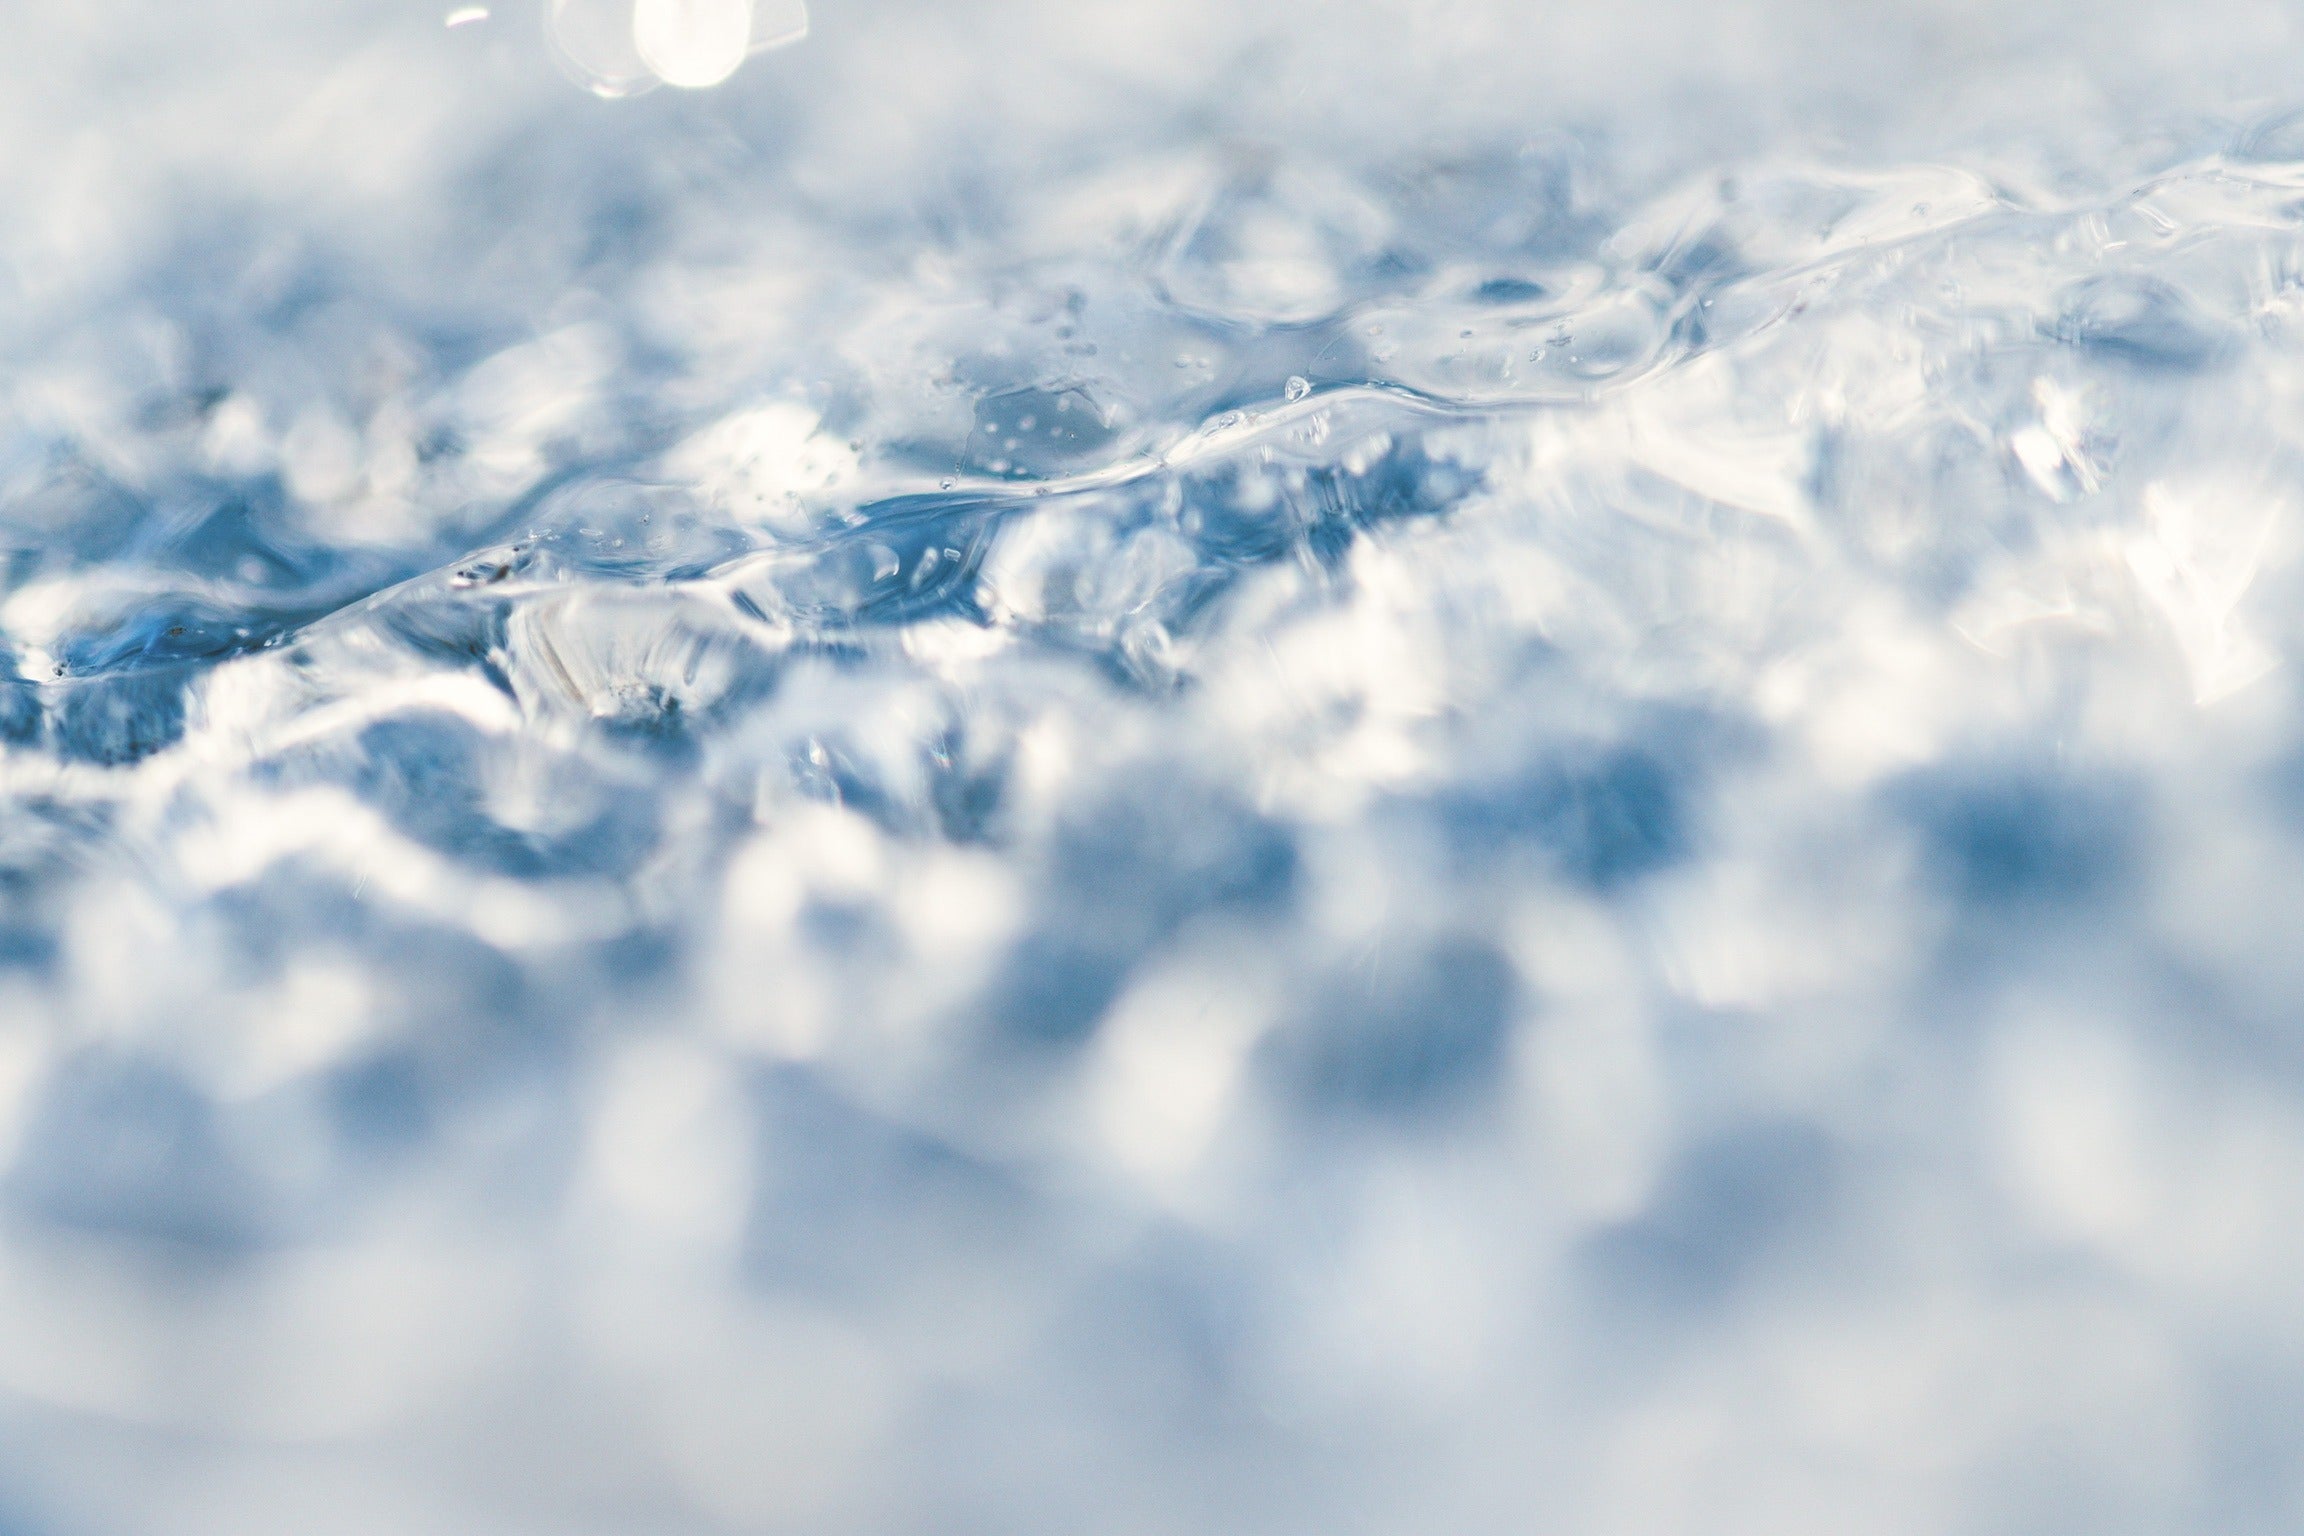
xmin=1284 ymin=376 xmax=1311 ymax=402
xmin=633 ymin=0 xmax=752 ymax=89
xmin=939 ymin=477 xmax=956 ymax=490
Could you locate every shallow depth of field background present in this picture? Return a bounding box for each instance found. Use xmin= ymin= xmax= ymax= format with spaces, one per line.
xmin=6 ymin=1 xmax=2304 ymax=1531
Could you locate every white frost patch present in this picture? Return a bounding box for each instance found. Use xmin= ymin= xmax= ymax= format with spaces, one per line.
xmin=2126 ymin=478 xmax=2280 ymax=703
xmin=661 ymin=401 xmax=859 ymax=532
xmin=1086 ymin=941 xmax=1277 ymax=1197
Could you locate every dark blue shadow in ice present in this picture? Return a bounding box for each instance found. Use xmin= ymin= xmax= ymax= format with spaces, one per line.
xmin=1259 ymin=938 xmax=1519 ymax=1126
xmin=1431 ymin=742 xmax=1692 ymax=892
xmin=9 ymin=1056 xmax=268 ymax=1253
xmin=743 ymin=1066 xmax=1032 ymax=1300
xmin=1581 ymin=1120 xmax=1838 ymax=1320
xmin=1889 ymin=760 xmax=2140 ymax=908
xmin=985 ymin=787 xmax=1297 ymax=1053
xmin=2052 ymin=274 xmax=2231 ymax=372
xmin=336 ymin=714 xmax=664 ymax=881
xmin=41 ymin=671 xmax=191 ymax=766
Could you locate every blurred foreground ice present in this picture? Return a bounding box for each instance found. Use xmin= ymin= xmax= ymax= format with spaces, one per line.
xmin=7 ymin=0 xmax=2304 ymax=1531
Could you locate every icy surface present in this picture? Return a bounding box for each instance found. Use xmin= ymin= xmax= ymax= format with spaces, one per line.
xmin=8 ymin=0 xmax=2304 ymax=1530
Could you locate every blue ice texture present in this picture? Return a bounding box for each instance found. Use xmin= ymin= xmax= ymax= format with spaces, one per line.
xmin=4 ymin=0 xmax=2304 ymax=1531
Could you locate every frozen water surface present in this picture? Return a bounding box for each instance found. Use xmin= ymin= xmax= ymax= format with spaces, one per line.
xmin=9 ymin=0 xmax=2304 ymax=1530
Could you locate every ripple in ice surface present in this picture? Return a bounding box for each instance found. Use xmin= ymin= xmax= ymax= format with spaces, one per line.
xmin=12 ymin=2 xmax=2304 ymax=1531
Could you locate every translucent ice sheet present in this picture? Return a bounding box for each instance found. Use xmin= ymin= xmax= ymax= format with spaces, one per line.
xmin=6 ymin=1 xmax=2304 ymax=1531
